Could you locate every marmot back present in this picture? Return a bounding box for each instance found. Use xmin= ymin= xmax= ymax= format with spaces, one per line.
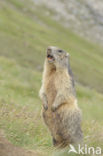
xmin=39 ymin=46 xmax=83 ymax=147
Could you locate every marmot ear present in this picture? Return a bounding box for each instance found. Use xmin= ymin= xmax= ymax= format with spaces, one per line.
xmin=65 ymin=53 xmax=70 ymax=57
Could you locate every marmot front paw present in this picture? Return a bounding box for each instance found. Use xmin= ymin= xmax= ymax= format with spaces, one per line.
xmin=43 ymin=104 xmax=48 ymax=110
xmin=51 ymin=105 xmax=57 ymax=112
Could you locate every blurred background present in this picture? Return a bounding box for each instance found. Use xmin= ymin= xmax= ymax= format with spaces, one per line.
xmin=0 ymin=0 xmax=103 ymax=156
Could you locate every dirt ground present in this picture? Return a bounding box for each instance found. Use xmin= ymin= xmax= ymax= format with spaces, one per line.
xmin=0 ymin=130 xmax=39 ymax=156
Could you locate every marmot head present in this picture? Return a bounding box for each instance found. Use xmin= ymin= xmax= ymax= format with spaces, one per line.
xmin=46 ymin=46 xmax=69 ymax=69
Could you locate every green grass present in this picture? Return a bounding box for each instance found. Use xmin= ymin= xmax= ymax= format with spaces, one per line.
xmin=0 ymin=0 xmax=103 ymax=92
xmin=0 ymin=0 xmax=103 ymax=155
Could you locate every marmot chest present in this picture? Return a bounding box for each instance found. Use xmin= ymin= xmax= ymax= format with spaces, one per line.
xmin=45 ymin=74 xmax=57 ymax=106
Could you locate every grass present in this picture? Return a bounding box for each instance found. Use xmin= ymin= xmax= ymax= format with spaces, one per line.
xmin=0 ymin=0 xmax=103 ymax=155
xmin=0 ymin=0 xmax=103 ymax=92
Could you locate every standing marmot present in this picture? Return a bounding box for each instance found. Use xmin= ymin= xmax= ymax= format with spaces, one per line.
xmin=39 ymin=46 xmax=83 ymax=147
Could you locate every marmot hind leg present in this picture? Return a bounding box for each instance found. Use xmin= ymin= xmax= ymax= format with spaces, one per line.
xmin=53 ymin=109 xmax=83 ymax=147
xmin=52 ymin=133 xmax=66 ymax=148
xmin=52 ymin=137 xmax=70 ymax=148
xmin=62 ymin=109 xmax=83 ymax=144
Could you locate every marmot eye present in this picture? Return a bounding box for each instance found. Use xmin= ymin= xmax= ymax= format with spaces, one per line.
xmin=58 ymin=50 xmax=63 ymax=53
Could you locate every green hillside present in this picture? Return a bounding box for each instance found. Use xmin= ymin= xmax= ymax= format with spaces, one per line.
xmin=0 ymin=0 xmax=103 ymax=155
xmin=0 ymin=0 xmax=103 ymax=92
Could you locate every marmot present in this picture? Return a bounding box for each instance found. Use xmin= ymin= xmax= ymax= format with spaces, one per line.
xmin=39 ymin=46 xmax=83 ymax=147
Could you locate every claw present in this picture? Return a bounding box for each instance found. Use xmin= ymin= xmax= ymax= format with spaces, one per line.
xmin=51 ymin=105 xmax=57 ymax=112
xmin=44 ymin=105 xmax=48 ymax=110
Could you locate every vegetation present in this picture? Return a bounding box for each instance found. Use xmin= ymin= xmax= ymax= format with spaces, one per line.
xmin=0 ymin=0 xmax=103 ymax=155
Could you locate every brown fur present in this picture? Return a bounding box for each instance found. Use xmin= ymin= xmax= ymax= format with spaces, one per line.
xmin=39 ymin=46 xmax=83 ymax=147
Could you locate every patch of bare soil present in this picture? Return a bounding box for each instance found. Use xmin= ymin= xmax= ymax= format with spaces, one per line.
xmin=0 ymin=130 xmax=39 ymax=156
